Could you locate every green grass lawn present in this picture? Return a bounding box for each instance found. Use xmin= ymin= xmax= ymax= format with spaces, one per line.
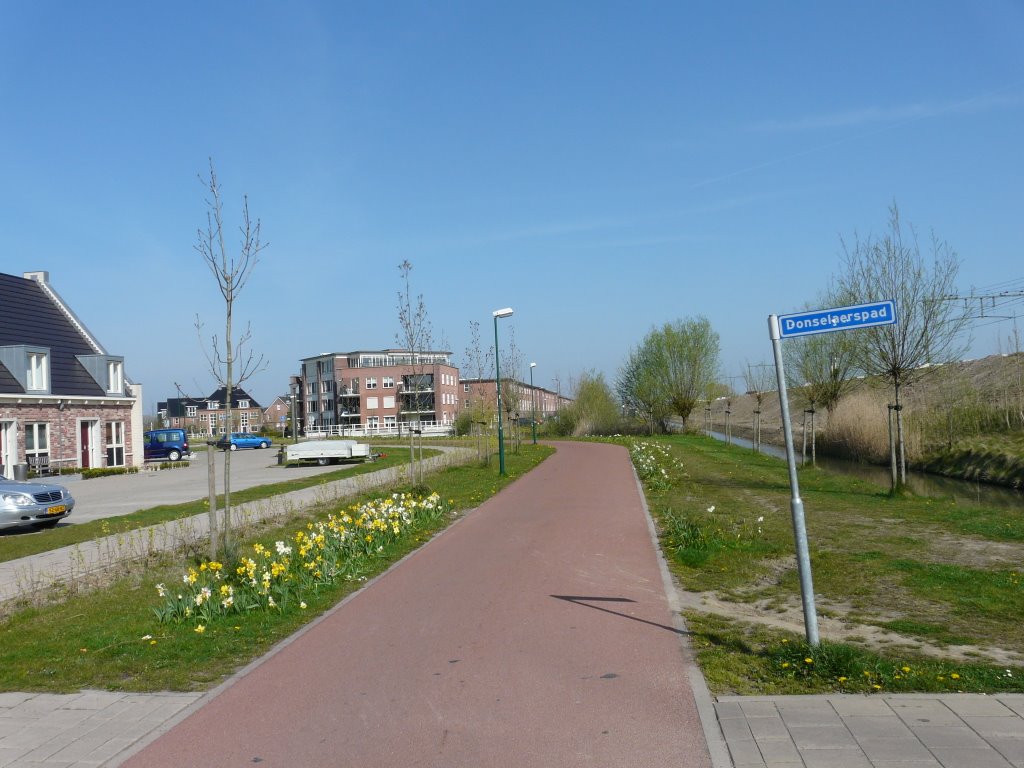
xmin=0 ymin=444 xmax=552 ymax=693
xmin=629 ymin=433 xmax=1024 ymax=695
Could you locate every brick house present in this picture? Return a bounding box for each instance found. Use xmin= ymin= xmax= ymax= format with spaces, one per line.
xmin=461 ymin=378 xmax=569 ymax=425
xmin=0 ymin=270 xmax=143 ymax=474
xmin=297 ymin=350 xmax=460 ymax=434
xmin=158 ymin=387 xmax=265 ymax=437
xmin=263 ymin=395 xmax=291 ymax=434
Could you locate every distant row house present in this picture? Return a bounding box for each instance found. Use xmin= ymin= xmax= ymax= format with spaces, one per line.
xmin=461 ymin=378 xmax=568 ymax=423
xmin=157 ymin=387 xmax=265 ymax=437
xmin=0 ymin=271 xmax=143 ymax=474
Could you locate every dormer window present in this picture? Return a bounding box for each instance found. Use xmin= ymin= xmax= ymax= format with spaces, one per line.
xmin=107 ymin=360 xmax=124 ymax=394
xmin=238 ymin=399 xmax=250 ymax=409
xmin=208 ymin=401 xmax=220 ymax=410
xmin=27 ymin=351 xmax=49 ymax=392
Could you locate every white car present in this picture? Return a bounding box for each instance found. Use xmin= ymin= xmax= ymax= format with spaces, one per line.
xmin=0 ymin=473 xmax=75 ymax=530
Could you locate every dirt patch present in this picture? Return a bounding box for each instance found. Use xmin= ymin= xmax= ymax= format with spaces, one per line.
xmin=677 ymin=587 xmax=1024 ymax=667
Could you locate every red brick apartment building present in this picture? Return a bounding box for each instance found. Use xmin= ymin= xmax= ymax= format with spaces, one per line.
xmin=0 ymin=271 xmax=143 ymax=474
xmin=297 ymin=350 xmax=460 ymax=434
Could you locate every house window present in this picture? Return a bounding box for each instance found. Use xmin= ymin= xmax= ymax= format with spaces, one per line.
xmin=25 ymin=423 xmax=49 ymax=462
xmin=207 ymin=401 xmax=220 ymax=410
xmin=306 ymin=382 xmax=316 ymax=396
xmin=27 ymin=352 xmax=49 ymax=391
xmin=307 ymin=399 xmax=318 ymax=413
xmin=367 ymin=416 xmax=379 ymax=430
xmin=107 ymin=360 xmax=124 ymax=394
xmin=464 ymin=383 xmax=470 ymax=392
xmin=321 ymin=399 xmax=332 ymax=413
xmin=240 ymin=412 xmax=250 ymax=430
xmin=106 ymin=422 xmax=125 ymax=467
xmin=365 ymin=377 xmax=377 ymax=390
xmin=384 ymin=415 xmax=396 ymax=430
xmin=383 ymin=396 xmax=395 ymax=409
xmin=383 ymin=376 xmax=394 ymax=389
xmin=238 ymin=399 xmax=250 ymax=410
xmin=367 ymin=397 xmax=379 ymax=410
xmin=186 ymin=406 xmax=197 ymax=417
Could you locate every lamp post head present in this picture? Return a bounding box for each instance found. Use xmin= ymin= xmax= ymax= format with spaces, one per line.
xmin=530 ymin=362 xmax=536 ymax=368
xmin=492 ymin=307 xmax=514 ymax=318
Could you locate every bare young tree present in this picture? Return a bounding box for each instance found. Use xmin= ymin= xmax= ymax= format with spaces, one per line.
xmin=836 ymin=203 xmax=969 ymax=488
xmin=743 ymin=361 xmax=776 ymax=451
xmin=461 ymin=320 xmax=496 ymax=456
xmin=395 ymin=260 xmax=434 ymax=482
xmin=195 ymin=159 xmax=267 ymax=556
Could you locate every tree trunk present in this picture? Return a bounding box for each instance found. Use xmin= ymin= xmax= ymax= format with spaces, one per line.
xmin=894 ymin=381 xmax=906 ymax=486
xmin=207 ymin=445 xmax=218 ymax=560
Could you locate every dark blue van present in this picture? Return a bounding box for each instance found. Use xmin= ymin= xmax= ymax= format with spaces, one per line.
xmin=143 ymin=429 xmax=190 ymax=462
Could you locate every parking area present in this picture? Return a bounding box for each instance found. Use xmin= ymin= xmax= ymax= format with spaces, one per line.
xmin=36 ymin=448 xmax=351 ymax=526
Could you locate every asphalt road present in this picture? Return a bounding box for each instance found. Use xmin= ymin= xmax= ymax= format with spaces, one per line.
xmin=40 ymin=447 xmax=350 ymax=526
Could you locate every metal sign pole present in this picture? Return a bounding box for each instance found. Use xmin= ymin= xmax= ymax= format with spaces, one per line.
xmin=768 ymin=314 xmax=820 ymax=646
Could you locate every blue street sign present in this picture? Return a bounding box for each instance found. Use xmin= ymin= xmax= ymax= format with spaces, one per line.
xmin=777 ymin=300 xmax=896 ymax=339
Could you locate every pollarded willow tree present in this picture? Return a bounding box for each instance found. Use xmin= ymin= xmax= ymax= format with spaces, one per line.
xmin=661 ymin=316 xmax=721 ymax=429
xmin=835 ymin=203 xmax=969 ymax=488
xmin=195 ymin=159 xmax=267 ymax=558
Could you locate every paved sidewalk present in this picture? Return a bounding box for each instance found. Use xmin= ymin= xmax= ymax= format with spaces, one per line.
xmin=715 ymin=693 xmax=1024 ymax=767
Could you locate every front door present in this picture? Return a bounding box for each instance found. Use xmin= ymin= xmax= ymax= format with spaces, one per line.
xmin=0 ymin=421 xmax=15 ymax=475
xmin=79 ymin=420 xmax=99 ymax=469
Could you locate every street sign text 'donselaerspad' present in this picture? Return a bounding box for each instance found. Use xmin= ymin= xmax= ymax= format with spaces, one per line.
xmin=777 ymin=300 xmax=896 ymax=338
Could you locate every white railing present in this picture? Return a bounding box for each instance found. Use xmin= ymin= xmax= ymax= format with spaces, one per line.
xmin=303 ymin=421 xmax=455 ymax=439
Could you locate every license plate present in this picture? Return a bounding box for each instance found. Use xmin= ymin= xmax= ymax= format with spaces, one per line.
xmin=46 ymin=505 xmax=67 ymax=515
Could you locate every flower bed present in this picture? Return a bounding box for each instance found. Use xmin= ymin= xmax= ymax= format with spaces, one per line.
xmin=153 ymin=492 xmax=449 ymax=629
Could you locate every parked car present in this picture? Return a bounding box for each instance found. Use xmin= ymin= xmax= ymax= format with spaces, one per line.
xmin=143 ymin=428 xmax=190 ymax=462
xmin=216 ymin=432 xmax=272 ymax=451
xmin=0 ymin=472 xmax=75 ymax=530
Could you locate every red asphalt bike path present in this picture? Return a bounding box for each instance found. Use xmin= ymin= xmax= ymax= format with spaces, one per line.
xmin=121 ymin=441 xmax=713 ymax=767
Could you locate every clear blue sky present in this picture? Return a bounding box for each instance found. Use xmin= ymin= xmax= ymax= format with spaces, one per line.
xmin=2 ymin=2 xmax=1022 ymax=409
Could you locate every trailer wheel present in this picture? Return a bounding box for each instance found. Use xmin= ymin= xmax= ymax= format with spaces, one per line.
xmin=316 ymin=457 xmax=331 ymax=466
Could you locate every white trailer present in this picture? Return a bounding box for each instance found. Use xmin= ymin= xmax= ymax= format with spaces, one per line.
xmin=285 ymin=440 xmax=372 ymax=466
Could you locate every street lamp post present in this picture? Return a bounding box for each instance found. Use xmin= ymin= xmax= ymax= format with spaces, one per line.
xmin=493 ymin=307 xmax=514 ymax=475
xmin=529 ymin=362 xmax=537 ymax=445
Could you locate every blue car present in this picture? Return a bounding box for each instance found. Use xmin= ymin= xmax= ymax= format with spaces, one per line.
xmin=216 ymin=432 xmax=272 ymax=451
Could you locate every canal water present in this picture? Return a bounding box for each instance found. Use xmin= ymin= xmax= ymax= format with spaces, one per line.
xmin=708 ymin=431 xmax=1024 ymax=510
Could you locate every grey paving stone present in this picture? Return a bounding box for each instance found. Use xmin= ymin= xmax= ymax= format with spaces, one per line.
xmin=720 ymin=716 xmax=755 ymax=741
xmin=998 ymin=695 xmax=1024 ymax=718
xmin=755 ymin=736 xmax=801 ymax=763
xmin=845 ymin=714 xmax=914 ymax=740
xmin=890 ymin=700 xmax=965 ymax=728
xmin=727 ymin=737 xmax=766 ymax=766
xmin=738 ymin=701 xmax=785 ymax=718
xmin=799 ymin=748 xmax=873 ymax=767
xmin=965 ymin=715 xmax=1024 ymax=738
xmin=945 ymin=695 xmax=1020 ymax=717
xmin=747 ymin=716 xmax=791 ymax=740
xmin=778 ymin=707 xmax=844 ymax=728
xmin=0 ymin=693 xmax=34 ymax=710
xmin=912 ymin=723 xmax=990 ymax=749
xmin=858 ymin=736 xmax=936 ymax=762
xmin=715 ymin=700 xmax=746 ymax=719
xmin=832 ymin=696 xmax=896 ymax=716
xmin=989 ymin=736 xmax=1024 ymax=764
xmin=788 ymin=724 xmax=860 ymax=750
xmin=930 ymin=746 xmax=1015 ymax=768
